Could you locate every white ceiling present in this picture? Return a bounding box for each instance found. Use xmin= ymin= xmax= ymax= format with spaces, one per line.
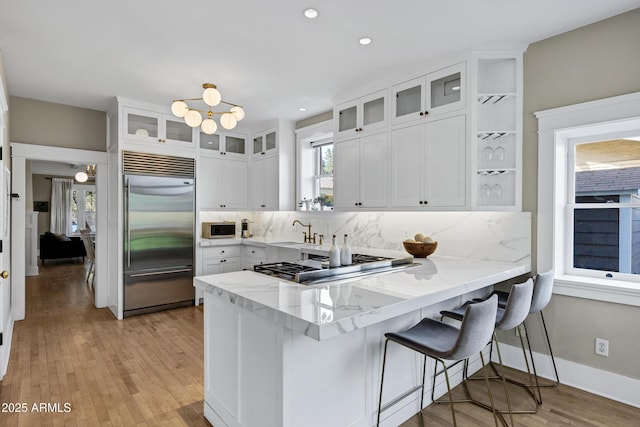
xmin=0 ymin=1 xmax=638 ymax=130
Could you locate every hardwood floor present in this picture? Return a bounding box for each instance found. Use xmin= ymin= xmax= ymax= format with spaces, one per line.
xmin=0 ymin=261 xmax=208 ymax=427
xmin=1 ymin=261 xmax=638 ymax=426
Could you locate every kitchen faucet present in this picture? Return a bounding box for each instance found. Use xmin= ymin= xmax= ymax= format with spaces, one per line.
xmin=292 ymin=220 xmax=317 ymax=244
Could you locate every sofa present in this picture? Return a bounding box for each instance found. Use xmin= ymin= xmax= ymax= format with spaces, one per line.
xmin=39 ymin=231 xmax=87 ymax=264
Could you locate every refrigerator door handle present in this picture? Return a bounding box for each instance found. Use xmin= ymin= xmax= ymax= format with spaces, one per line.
xmin=129 ymin=268 xmax=193 ymax=278
xmin=125 ymin=178 xmax=131 ymax=268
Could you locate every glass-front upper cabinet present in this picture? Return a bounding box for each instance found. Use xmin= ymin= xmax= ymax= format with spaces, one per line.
xmin=252 ymin=129 xmax=277 ymax=157
xmin=123 ymin=107 xmax=195 ymax=146
xmin=199 ymin=131 xmax=247 ymax=159
xmin=391 ymin=62 xmax=466 ymax=126
xmin=334 ymin=89 xmax=387 ymax=140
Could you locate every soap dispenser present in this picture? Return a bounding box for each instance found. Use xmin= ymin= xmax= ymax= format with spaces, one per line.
xmin=329 ymin=235 xmax=341 ymax=267
xmin=340 ymin=234 xmax=352 ymax=266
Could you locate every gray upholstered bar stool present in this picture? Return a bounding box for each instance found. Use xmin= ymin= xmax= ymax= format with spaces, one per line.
xmin=476 ymin=270 xmax=559 ymax=404
xmin=440 ymin=278 xmax=535 ymax=423
xmin=377 ymin=295 xmax=501 ymax=427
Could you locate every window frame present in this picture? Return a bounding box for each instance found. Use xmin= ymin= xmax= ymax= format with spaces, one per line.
xmin=294 ymin=119 xmax=334 ymax=211
xmin=565 ymin=137 xmax=640 ymax=281
xmin=71 ymin=183 xmax=96 ymax=235
xmin=311 ymin=140 xmax=334 ymax=204
xmin=536 ymin=91 xmax=640 ymax=306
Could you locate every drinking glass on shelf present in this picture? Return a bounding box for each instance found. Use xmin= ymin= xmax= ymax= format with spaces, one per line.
xmin=480 ymin=184 xmax=492 ymax=200
xmin=494 ymin=145 xmax=505 ymax=162
xmin=491 ymin=184 xmax=503 ymax=199
xmin=482 ymin=146 xmax=493 ymax=162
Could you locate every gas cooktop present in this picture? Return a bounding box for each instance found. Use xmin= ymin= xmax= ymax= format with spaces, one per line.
xmin=254 ymin=253 xmax=416 ymax=284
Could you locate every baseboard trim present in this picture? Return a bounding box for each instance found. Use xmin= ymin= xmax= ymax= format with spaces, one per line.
xmin=493 ymin=341 xmax=640 ymax=409
xmin=0 ymin=309 xmax=15 ymax=380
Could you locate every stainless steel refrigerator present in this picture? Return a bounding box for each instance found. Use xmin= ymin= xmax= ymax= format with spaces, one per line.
xmin=123 ymin=174 xmax=195 ymax=317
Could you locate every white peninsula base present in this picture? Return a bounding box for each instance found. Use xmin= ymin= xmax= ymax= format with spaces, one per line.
xmin=197 ymin=256 xmax=529 ymax=427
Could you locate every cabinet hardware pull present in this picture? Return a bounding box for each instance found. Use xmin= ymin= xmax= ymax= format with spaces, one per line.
xmin=419 ymin=112 xmax=424 ymax=116
xmin=424 ymin=111 xmax=429 ymax=116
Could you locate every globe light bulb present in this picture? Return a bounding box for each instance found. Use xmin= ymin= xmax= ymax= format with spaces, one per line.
xmin=220 ymin=113 xmax=237 ymax=130
xmin=201 ymin=118 xmax=218 ymax=134
xmin=171 ymin=100 xmax=188 ymax=117
xmin=184 ymin=109 xmax=203 ymax=127
xmin=75 ymin=171 xmax=88 ymax=183
xmin=203 ymin=87 xmax=221 ymax=106
xmin=230 ymin=106 xmax=245 ymax=121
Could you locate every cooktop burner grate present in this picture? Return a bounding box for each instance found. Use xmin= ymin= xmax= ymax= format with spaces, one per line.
xmin=254 ymin=262 xmax=318 ymax=281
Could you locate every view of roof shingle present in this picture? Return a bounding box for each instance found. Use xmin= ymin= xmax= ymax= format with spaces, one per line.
xmin=575 ymin=167 xmax=640 ymax=193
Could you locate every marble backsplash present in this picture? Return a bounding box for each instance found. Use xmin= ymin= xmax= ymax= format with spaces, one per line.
xmin=199 ymin=210 xmax=531 ymax=265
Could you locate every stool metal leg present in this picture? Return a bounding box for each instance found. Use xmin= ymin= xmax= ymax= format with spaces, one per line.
xmin=377 ymin=339 xmax=390 ymax=427
xmin=540 ymin=311 xmax=560 ymax=386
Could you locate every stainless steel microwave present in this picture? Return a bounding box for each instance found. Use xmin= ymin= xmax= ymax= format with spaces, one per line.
xmin=202 ymin=221 xmax=236 ymax=239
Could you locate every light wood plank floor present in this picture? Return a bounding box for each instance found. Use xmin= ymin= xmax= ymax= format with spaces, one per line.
xmin=0 ymin=260 xmax=208 ymax=427
xmin=2 ymin=261 xmax=639 ymax=426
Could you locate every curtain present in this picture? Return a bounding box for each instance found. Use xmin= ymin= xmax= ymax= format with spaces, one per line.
xmin=50 ymin=178 xmax=73 ymax=234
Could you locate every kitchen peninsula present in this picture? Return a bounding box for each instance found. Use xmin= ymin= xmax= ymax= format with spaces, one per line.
xmin=194 ymin=250 xmax=529 ymax=427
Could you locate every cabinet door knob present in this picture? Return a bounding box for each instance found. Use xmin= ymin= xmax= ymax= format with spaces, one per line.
xmin=419 ymin=201 xmax=423 ymax=205
xmin=424 ymin=111 xmax=429 ymax=116
xmin=355 ymin=202 xmax=358 ymax=206
xmin=423 ymin=200 xmax=428 ymax=205
xmin=419 ymin=112 xmax=424 ymax=116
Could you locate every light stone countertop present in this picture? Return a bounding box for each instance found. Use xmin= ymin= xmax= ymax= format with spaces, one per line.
xmin=194 ymin=254 xmax=529 ymax=341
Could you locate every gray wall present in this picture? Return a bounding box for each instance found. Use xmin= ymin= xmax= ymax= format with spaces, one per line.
xmin=295 ymin=110 xmax=332 ymax=130
xmin=521 ymin=9 xmax=640 ymax=379
xmin=32 ymin=174 xmax=52 ymax=240
xmin=9 ymin=96 xmax=106 ymax=151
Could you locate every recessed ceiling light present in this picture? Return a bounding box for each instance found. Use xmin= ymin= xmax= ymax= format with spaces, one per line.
xmin=359 ymin=37 xmax=372 ymax=46
xmin=303 ymin=8 xmax=318 ymax=19
xmin=298 ymin=107 xmax=307 ymax=112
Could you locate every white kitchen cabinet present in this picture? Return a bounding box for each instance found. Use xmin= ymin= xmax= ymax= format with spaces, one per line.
xmin=334 ymin=132 xmax=388 ymax=209
xmin=202 ymin=245 xmax=242 ymax=275
xmin=473 ymin=55 xmax=522 ymax=210
xmin=248 ymin=120 xmax=295 ymax=211
xmin=252 ymin=128 xmax=277 ymax=158
xmin=242 ymin=245 xmax=266 ymax=270
xmin=199 ymin=131 xmax=247 ymax=159
xmin=249 ymin=155 xmax=279 ymax=210
xmin=391 ymin=62 xmax=466 ymax=126
xmin=198 ymin=156 xmax=248 ymax=210
xmin=390 ymin=114 xmax=466 ymax=208
xmin=123 ymin=106 xmax=196 ymax=147
xmin=334 ymin=89 xmax=387 ymax=140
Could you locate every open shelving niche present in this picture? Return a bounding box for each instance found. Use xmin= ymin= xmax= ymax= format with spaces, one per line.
xmin=474 ymin=56 xmax=521 ymax=209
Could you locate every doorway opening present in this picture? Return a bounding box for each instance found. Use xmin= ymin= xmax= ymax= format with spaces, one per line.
xmin=11 ymin=143 xmax=108 ymax=321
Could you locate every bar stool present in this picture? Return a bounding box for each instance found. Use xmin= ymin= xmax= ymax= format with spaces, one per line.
xmin=377 ymin=295 xmax=501 ymax=427
xmin=476 ymin=271 xmax=559 ymax=403
xmin=440 ymin=278 xmax=535 ymax=423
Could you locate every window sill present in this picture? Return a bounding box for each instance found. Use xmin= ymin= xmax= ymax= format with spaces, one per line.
xmin=554 ymin=274 xmax=640 ymax=307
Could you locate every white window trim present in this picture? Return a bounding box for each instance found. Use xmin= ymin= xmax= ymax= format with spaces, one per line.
xmin=536 ymin=91 xmax=640 ymax=306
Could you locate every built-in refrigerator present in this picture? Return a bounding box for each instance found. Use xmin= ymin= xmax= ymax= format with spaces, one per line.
xmin=123 ymin=173 xmax=195 ymax=317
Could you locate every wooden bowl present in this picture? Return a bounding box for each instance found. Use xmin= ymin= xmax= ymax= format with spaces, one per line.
xmin=403 ymin=241 xmax=438 ymax=258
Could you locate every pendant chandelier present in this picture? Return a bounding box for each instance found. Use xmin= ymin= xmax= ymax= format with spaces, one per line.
xmin=171 ymin=83 xmax=245 ymax=134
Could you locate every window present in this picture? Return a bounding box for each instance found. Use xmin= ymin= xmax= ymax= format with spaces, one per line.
xmin=71 ymin=185 xmax=96 ymax=233
xmin=536 ymin=92 xmax=640 ymax=306
xmin=569 ymin=138 xmax=640 ymax=279
xmin=295 ymin=120 xmax=334 ymax=211
xmin=312 ymin=142 xmax=334 ymax=210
